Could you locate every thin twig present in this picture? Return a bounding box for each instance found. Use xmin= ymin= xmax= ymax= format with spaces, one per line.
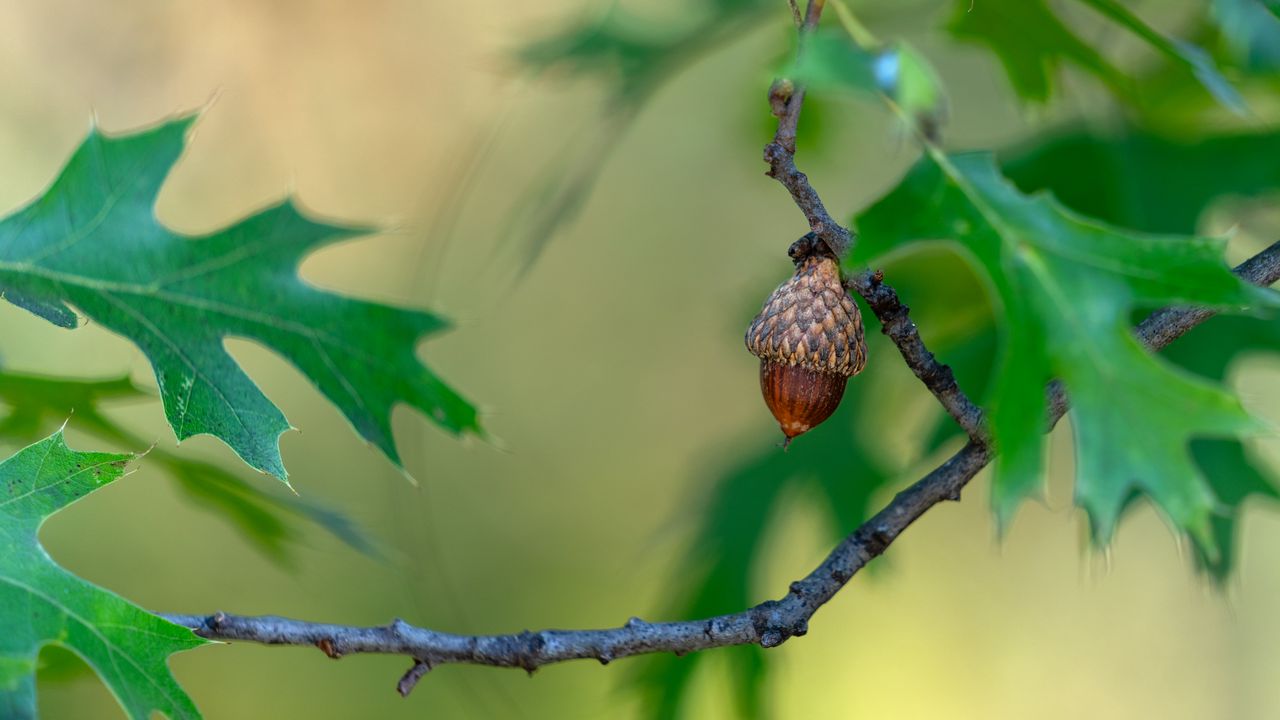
xmin=787 ymin=0 xmax=803 ymax=27
xmin=848 ymin=267 xmax=987 ymax=439
xmin=763 ymin=0 xmax=855 ymax=259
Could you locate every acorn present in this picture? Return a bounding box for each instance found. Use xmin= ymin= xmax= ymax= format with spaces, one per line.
xmin=745 ymin=252 xmax=866 ymax=446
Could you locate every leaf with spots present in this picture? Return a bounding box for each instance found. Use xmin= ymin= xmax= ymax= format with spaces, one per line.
xmin=851 ymin=149 xmax=1276 ymax=557
xmin=0 ymin=116 xmax=479 ymax=482
xmin=0 ymin=431 xmax=205 ymax=719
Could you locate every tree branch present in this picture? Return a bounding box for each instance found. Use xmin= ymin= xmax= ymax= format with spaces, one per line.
xmin=155 ymin=0 xmax=1280 ymax=696
xmin=847 ymin=263 xmax=988 ymax=439
xmin=162 ymin=241 xmax=1280 ymax=694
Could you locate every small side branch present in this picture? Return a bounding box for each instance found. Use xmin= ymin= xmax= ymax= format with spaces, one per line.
xmin=847 ymin=265 xmax=987 ymax=439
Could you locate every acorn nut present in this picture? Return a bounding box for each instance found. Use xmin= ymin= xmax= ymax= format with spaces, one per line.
xmin=745 ymin=254 xmax=867 ymax=446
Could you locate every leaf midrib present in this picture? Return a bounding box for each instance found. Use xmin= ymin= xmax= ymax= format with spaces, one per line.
xmin=0 ymin=259 xmax=400 ymax=372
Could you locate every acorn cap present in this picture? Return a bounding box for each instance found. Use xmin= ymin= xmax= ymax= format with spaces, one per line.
xmin=745 ymin=254 xmax=867 ymax=440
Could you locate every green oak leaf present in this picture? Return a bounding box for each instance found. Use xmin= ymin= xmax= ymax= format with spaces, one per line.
xmin=949 ymin=0 xmax=1130 ymax=103
xmin=1004 ymin=126 xmax=1280 ymax=579
xmin=1080 ymin=0 xmax=1249 ymax=110
xmin=1164 ymin=317 xmax=1280 ymax=581
xmin=950 ymin=0 xmax=1241 ymax=110
xmin=1077 ymin=0 xmax=1246 ymax=113
xmin=0 ymin=431 xmax=204 ymax=719
xmin=851 ymin=149 xmax=1273 ymax=553
xmin=0 ymin=116 xmax=479 ymax=482
xmin=0 ymin=370 xmax=375 ymax=565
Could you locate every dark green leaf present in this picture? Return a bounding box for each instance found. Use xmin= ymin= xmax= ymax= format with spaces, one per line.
xmin=853 ymin=150 xmax=1272 ymax=553
xmin=1005 ymin=126 xmax=1280 ymax=579
xmin=0 ymin=117 xmax=479 ymax=481
xmin=0 ymin=431 xmax=204 ymax=719
xmin=1190 ymin=437 xmax=1279 ymax=580
xmin=1163 ymin=316 xmax=1280 ymax=580
xmin=1003 ymin=129 xmax=1280 ymax=234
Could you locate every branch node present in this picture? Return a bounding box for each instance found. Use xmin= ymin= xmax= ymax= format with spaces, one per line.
xmin=516 ymin=630 xmax=545 ymax=674
xmin=869 ymin=524 xmax=894 ymax=549
xmin=397 ymin=658 xmax=432 ymax=697
xmin=625 ymin=616 xmax=648 ymax=630
xmin=316 ymin=637 xmax=342 ymax=660
xmin=768 ymin=79 xmax=795 ymax=117
xmin=759 ymin=630 xmax=785 ymax=648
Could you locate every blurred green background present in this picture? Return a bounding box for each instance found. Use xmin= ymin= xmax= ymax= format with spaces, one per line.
xmin=2 ymin=0 xmax=1280 ymax=718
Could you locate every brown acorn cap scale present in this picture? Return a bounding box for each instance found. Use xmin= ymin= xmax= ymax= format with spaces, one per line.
xmin=745 ymin=254 xmax=867 ymax=443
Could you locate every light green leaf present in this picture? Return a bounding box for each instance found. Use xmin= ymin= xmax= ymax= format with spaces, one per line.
xmin=852 ymin=150 xmax=1273 ymax=552
xmin=0 ymin=431 xmax=204 ymax=719
xmin=887 ymin=42 xmax=946 ymax=129
xmin=791 ymin=31 xmax=879 ymax=93
xmin=0 ymin=370 xmax=376 ymax=566
xmin=0 ymin=116 xmax=480 ymax=482
xmin=1211 ymin=0 xmax=1280 ymax=72
xmin=1077 ymin=0 xmax=1246 ymax=113
xmin=948 ymin=0 xmax=1130 ymax=103
xmin=790 ymin=33 xmax=946 ymax=135
xmin=950 ymin=0 xmax=1242 ymax=110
